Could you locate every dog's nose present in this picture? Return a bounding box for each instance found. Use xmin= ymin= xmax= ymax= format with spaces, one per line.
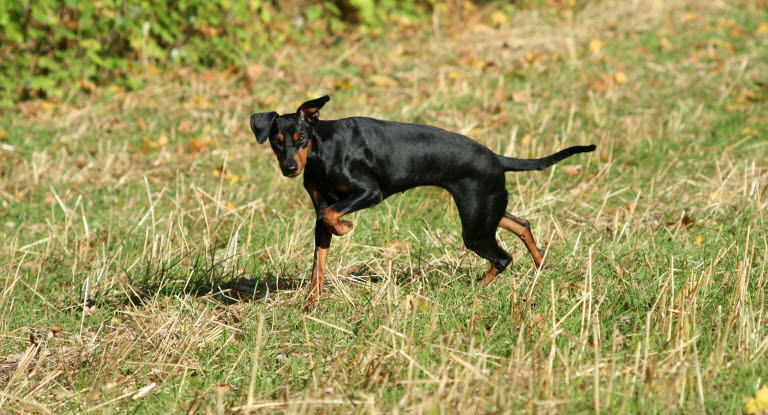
xmin=284 ymin=162 xmax=298 ymax=175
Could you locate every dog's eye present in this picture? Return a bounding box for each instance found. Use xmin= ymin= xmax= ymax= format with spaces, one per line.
xmin=299 ymin=134 xmax=306 ymax=142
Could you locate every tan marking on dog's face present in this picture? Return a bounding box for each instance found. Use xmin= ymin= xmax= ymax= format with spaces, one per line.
xmin=292 ymin=138 xmax=312 ymax=177
xmin=269 ymin=133 xmax=286 ymax=165
xmin=269 ymin=121 xmax=314 ymax=178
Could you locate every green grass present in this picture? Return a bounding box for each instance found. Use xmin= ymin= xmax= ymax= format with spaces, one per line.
xmin=2 ymin=0 xmax=768 ymax=413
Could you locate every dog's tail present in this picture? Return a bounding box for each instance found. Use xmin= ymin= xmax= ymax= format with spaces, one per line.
xmin=497 ymin=145 xmax=596 ymax=172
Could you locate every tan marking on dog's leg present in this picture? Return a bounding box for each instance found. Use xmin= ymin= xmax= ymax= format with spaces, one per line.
xmin=304 ymin=244 xmax=329 ymax=311
xmin=480 ymin=263 xmax=499 ymax=284
xmin=323 ymin=206 xmax=353 ymax=236
xmin=499 ymin=213 xmax=545 ymax=268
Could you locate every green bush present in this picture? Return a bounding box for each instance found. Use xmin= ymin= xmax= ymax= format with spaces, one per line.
xmin=0 ymin=0 xmax=436 ymax=107
xmin=0 ymin=0 xmax=279 ymax=105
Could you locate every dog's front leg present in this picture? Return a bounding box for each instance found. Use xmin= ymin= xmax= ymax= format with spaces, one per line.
xmin=305 ymin=219 xmax=332 ymax=311
xmin=322 ymin=189 xmax=383 ymax=236
xmin=304 ymin=182 xmax=333 ymax=311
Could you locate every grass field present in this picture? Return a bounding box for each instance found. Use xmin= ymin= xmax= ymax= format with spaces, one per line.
xmin=2 ymin=0 xmax=768 ymax=413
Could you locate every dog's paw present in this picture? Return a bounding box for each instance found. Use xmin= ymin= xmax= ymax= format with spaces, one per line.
xmin=329 ymin=219 xmax=353 ymax=236
xmin=303 ymin=296 xmax=319 ymax=312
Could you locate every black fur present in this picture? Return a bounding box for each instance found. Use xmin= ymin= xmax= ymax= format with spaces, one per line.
xmin=250 ymin=95 xmax=596 ymax=308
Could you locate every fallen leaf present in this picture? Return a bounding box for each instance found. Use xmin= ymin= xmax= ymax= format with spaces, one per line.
xmin=142 ymin=135 xmax=169 ymax=152
xmin=667 ymin=214 xmax=693 ymax=229
xmin=260 ymin=94 xmax=278 ymax=107
xmin=741 ymin=127 xmax=758 ymax=136
xmin=531 ymin=313 xmax=545 ymax=329
xmin=680 ymin=12 xmax=699 ymax=23
xmin=334 ymin=79 xmax=355 ymax=90
xmin=520 ymin=134 xmax=532 ymax=145
xmin=470 ymin=58 xmax=489 ymax=70
xmin=246 ymin=64 xmax=263 ymax=83
xmin=736 ymin=90 xmax=761 ymax=103
xmin=76 ymin=78 xmax=96 ymax=93
xmin=613 ymin=72 xmax=628 ymax=84
xmin=409 ymin=295 xmax=428 ymax=311
xmin=344 ymin=265 xmax=368 ymax=276
xmin=370 ymin=75 xmax=398 ymax=87
xmin=491 ymin=11 xmax=509 ymax=27
xmin=1 ymin=352 xmax=26 ymax=364
xmin=587 ymin=77 xmax=608 ymax=92
xmin=488 ymin=105 xmax=505 ymax=115
xmin=47 ymin=326 xmax=62 ymax=340
xmin=184 ymin=95 xmax=213 ymax=110
xmin=659 ymin=36 xmax=672 ymax=51
xmin=51 ymin=388 xmax=73 ymax=401
xmin=613 ymin=266 xmax=626 ymax=277
xmin=189 ymin=138 xmax=213 ymax=153
xmin=177 ymin=119 xmax=194 ymax=134
xmin=383 ymin=241 xmax=413 ymax=259
xmin=694 ymin=235 xmax=703 ymax=246
xmin=729 ymin=26 xmax=745 ymax=38
xmin=213 ymin=164 xmax=240 ymax=183
xmin=711 ymin=38 xmax=735 ymax=52
xmin=512 ymin=90 xmax=531 ymax=102
xmin=744 ymin=386 xmax=768 ymax=414
xmin=588 ymin=39 xmax=603 ymax=54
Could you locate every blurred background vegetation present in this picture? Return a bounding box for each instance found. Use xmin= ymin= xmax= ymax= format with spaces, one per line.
xmin=0 ymin=0 xmax=546 ymax=108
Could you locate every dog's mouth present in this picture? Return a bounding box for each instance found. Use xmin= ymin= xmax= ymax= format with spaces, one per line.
xmin=283 ymin=169 xmax=303 ymax=178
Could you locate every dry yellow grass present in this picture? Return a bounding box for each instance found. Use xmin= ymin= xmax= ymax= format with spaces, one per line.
xmin=1 ymin=0 xmax=767 ymax=413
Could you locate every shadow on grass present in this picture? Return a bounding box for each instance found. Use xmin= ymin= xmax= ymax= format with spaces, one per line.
xmin=89 ymin=246 xmax=471 ymax=311
xmin=97 ymin=250 xmax=307 ymax=308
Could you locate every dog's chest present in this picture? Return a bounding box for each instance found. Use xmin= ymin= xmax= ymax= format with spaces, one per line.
xmin=304 ymin=159 xmax=350 ymax=198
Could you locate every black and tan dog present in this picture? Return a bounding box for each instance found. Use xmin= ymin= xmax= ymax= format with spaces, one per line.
xmin=250 ymin=95 xmax=595 ymax=309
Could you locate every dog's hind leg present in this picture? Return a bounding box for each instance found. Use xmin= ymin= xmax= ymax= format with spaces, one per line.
xmin=449 ymin=179 xmax=513 ymax=284
xmin=499 ymin=213 xmax=545 ymax=268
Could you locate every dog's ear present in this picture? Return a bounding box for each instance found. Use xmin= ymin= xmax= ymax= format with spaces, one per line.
xmin=250 ymin=111 xmax=278 ymax=144
xmin=297 ymin=95 xmax=330 ymax=124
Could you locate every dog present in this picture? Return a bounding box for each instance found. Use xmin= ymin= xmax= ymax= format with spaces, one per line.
xmin=250 ymin=95 xmax=595 ymax=310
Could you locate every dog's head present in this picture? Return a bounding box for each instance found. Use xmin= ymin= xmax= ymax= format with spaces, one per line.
xmin=249 ymin=95 xmax=330 ymax=178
